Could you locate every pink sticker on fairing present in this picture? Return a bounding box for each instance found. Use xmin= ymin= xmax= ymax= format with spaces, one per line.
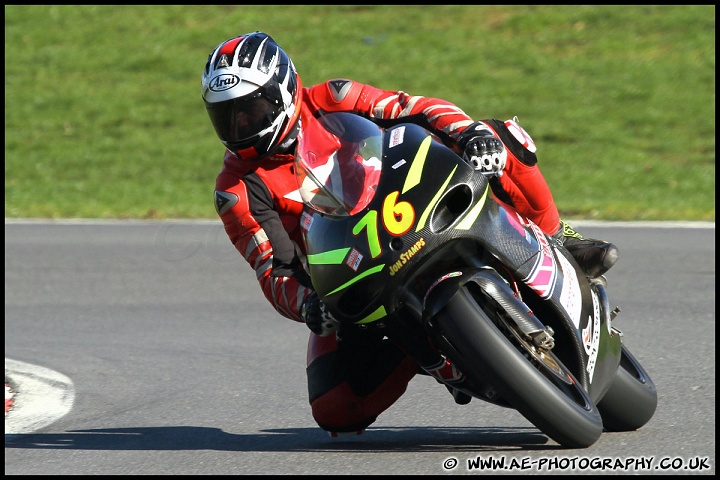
xmin=523 ymin=223 xmax=558 ymax=299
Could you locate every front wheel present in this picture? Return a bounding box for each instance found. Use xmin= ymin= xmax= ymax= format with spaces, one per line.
xmin=596 ymin=344 xmax=657 ymax=431
xmin=432 ymin=286 xmax=603 ymax=448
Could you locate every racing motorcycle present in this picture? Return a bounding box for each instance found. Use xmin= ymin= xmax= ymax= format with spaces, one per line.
xmin=294 ymin=112 xmax=657 ymax=448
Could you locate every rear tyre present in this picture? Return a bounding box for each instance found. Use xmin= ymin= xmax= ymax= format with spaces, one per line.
xmin=597 ymin=345 xmax=657 ymax=431
xmin=433 ymin=287 xmax=603 ymax=448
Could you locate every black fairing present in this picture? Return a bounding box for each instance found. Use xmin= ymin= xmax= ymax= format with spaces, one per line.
xmin=301 ymin=117 xmax=621 ymax=398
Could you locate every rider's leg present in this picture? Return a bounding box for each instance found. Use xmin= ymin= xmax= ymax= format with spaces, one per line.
xmin=485 ymin=118 xmax=619 ymax=278
xmin=306 ymin=329 xmax=418 ymax=436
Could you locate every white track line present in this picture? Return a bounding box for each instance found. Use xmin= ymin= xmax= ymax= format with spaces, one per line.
xmin=4 ymin=359 xmax=75 ymax=437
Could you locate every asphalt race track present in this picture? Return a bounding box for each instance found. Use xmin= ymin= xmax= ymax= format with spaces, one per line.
xmin=4 ymin=220 xmax=716 ymax=475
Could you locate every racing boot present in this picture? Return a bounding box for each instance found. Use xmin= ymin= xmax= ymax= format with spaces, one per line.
xmin=422 ymin=358 xmax=472 ymax=405
xmin=553 ymin=220 xmax=619 ymax=278
xmin=445 ymin=385 xmax=472 ymax=405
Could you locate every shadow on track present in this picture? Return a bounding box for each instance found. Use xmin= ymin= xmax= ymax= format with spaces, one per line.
xmin=4 ymin=425 xmax=555 ymax=453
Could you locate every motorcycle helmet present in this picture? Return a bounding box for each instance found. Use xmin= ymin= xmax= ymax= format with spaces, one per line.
xmin=202 ymin=32 xmax=302 ymax=161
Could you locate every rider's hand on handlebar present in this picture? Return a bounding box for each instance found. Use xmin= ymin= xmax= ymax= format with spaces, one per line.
xmin=301 ymin=292 xmax=340 ymax=337
xmin=457 ymin=121 xmax=507 ymax=176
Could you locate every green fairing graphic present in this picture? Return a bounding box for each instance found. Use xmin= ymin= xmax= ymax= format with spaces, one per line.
xmin=325 ymin=264 xmax=386 ymax=297
xmin=355 ymin=304 xmax=387 ymax=324
xmin=455 ymin=184 xmax=489 ymax=230
xmin=306 ymin=248 xmax=350 ymax=264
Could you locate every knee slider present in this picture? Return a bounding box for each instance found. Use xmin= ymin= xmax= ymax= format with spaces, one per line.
xmin=310 ymin=383 xmax=377 ymax=433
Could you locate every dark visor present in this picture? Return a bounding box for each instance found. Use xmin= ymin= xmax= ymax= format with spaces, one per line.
xmin=207 ymin=90 xmax=283 ymax=148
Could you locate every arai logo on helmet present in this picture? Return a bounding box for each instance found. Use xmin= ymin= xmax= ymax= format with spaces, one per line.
xmin=209 ymin=74 xmax=240 ymax=92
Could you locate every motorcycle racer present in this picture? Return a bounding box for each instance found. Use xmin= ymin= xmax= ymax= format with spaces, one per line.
xmin=203 ymin=31 xmax=619 ymax=436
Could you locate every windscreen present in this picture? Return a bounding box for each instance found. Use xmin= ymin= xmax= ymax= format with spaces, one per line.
xmin=294 ymin=113 xmax=383 ymax=216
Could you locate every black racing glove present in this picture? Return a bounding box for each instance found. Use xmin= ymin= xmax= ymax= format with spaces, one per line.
xmin=300 ymin=292 xmax=339 ymax=337
xmin=456 ymin=121 xmax=507 ymax=175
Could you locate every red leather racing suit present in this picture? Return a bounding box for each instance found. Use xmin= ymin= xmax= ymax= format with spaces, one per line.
xmin=214 ymin=79 xmax=560 ymax=433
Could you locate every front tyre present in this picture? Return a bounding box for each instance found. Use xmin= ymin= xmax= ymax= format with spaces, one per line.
xmin=433 ymin=287 xmax=603 ymax=448
xmin=596 ymin=345 xmax=657 ymax=431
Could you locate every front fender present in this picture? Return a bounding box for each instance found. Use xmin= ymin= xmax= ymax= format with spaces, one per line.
xmin=422 ymin=267 xmax=547 ymax=338
xmin=422 ymin=267 xmax=621 ymax=396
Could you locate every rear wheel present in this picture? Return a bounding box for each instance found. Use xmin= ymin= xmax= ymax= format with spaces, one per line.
xmin=596 ymin=344 xmax=657 ymax=431
xmin=433 ymin=286 xmax=603 ymax=448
